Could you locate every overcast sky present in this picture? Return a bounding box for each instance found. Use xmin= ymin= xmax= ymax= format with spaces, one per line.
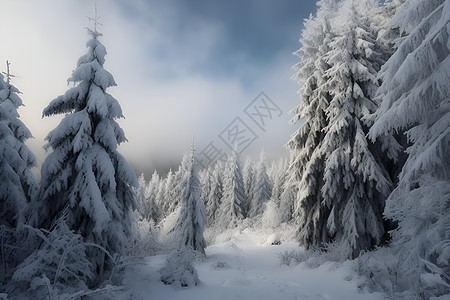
xmin=0 ymin=0 xmax=318 ymax=177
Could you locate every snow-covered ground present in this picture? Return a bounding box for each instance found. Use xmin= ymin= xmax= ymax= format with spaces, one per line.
xmin=119 ymin=229 xmax=385 ymax=300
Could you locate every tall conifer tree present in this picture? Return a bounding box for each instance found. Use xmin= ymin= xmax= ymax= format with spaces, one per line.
xmin=291 ymin=0 xmax=392 ymax=257
xmin=32 ymin=19 xmax=138 ymax=274
xmin=248 ymin=151 xmax=272 ymax=218
xmin=175 ymin=146 xmax=207 ymax=255
xmin=369 ymin=0 xmax=449 ymax=296
xmin=0 ymin=62 xmax=38 ymax=282
xmin=288 ymin=0 xmax=337 ymax=242
xmin=0 ymin=62 xmax=38 ymax=228
xmin=217 ymin=146 xmax=247 ymax=228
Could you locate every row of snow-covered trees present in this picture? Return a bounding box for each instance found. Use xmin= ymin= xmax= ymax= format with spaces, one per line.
xmin=287 ymin=0 xmax=449 ymax=297
xmin=136 ymin=148 xmax=287 ymax=232
xmin=123 ymin=146 xmax=286 ymax=288
xmin=0 ymin=25 xmax=139 ymax=297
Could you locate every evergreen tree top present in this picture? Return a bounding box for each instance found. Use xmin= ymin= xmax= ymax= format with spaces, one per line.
xmin=86 ymin=4 xmax=103 ymax=39
xmin=2 ymin=61 xmax=15 ymax=85
xmin=42 ymin=17 xmax=123 ymax=122
xmin=0 ymin=61 xmax=24 ymax=109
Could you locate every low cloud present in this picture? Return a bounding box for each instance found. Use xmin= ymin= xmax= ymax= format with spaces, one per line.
xmin=1 ymin=0 xmax=310 ymax=177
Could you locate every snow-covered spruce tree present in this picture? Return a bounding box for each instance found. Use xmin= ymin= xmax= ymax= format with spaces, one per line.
xmin=157 ymin=170 xmax=171 ymax=218
xmin=378 ymin=0 xmax=407 ymax=47
xmin=159 ymin=169 xmax=179 ymax=219
xmin=173 ymin=147 xmax=207 ymax=255
xmin=369 ymin=0 xmax=449 ymax=297
xmin=206 ymin=162 xmax=223 ymax=226
xmin=31 ymin=25 xmax=138 ymax=278
xmin=268 ymin=158 xmax=287 ymax=205
xmin=162 ymin=156 xmax=189 ymax=219
xmin=265 ymin=158 xmax=287 ymax=226
xmin=292 ymin=0 xmax=393 ymax=258
xmin=130 ymin=173 xmax=157 ymax=256
xmin=135 ymin=173 xmax=147 ymax=217
xmin=289 ymin=0 xmax=336 ymax=244
xmin=0 ymin=65 xmax=38 ymax=228
xmin=319 ymin=0 xmax=393 ymax=258
xmin=154 ymin=175 xmax=167 ymax=220
xmin=278 ymin=180 xmax=295 ymax=224
xmin=243 ymin=156 xmax=255 ymax=214
xmin=200 ymin=166 xmax=213 ymax=217
xmin=135 ymin=171 xmax=160 ymax=224
xmin=0 ymin=64 xmax=38 ymax=284
xmin=248 ymin=151 xmax=272 ymax=219
xmin=217 ymin=146 xmax=247 ymax=228
xmin=143 ymin=170 xmax=161 ymax=223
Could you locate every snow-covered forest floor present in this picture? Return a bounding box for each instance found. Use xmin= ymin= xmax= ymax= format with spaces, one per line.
xmin=118 ymin=228 xmax=384 ymax=300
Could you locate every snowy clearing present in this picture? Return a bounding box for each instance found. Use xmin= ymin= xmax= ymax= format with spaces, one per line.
xmin=119 ymin=229 xmax=385 ymax=300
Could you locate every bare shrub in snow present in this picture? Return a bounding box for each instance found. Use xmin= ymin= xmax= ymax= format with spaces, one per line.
xmin=159 ymin=246 xmax=200 ymax=288
xmin=279 ymin=242 xmax=350 ymax=269
xmin=9 ymin=216 xmax=93 ymax=298
xmin=278 ymin=249 xmax=310 ymax=267
xmin=210 ymin=261 xmax=231 ymax=270
xmin=357 ymin=247 xmax=403 ymax=299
